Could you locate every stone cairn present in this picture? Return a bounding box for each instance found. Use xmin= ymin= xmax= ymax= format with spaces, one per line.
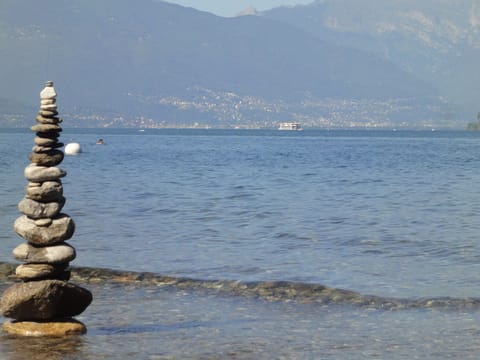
xmin=0 ymin=81 xmax=92 ymax=337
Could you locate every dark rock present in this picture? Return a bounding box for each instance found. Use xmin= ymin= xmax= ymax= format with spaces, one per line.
xmin=36 ymin=131 xmax=60 ymax=140
xmin=29 ymin=149 xmax=64 ymax=167
xmin=0 ymin=280 xmax=92 ymax=321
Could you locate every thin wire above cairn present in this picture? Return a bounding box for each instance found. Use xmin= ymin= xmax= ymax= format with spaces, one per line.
xmin=0 ymin=81 xmax=92 ymax=337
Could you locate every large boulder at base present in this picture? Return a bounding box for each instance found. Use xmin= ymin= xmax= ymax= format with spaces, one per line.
xmin=0 ymin=280 xmax=92 ymax=321
xmin=13 ymin=214 xmax=75 ymax=246
xmin=13 ymin=243 xmax=75 ymax=264
xmin=3 ymin=319 xmax=86 ymax=337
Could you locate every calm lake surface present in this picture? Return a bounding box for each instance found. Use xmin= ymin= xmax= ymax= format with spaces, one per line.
xmin=2 ymin=128 xmax=480 ymax=358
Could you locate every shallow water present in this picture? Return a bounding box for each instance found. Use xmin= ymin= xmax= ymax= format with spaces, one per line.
xmin=2 ymin=278 xmax=480 ymax=359
xmin=2 ymin=128 xmax=480 ymax=357
xmin=55 ymin=286 xmax=480 ymax=359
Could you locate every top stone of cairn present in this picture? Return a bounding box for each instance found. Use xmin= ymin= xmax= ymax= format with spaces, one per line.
xmin=40 ymin=81 xmax=56 ymax=100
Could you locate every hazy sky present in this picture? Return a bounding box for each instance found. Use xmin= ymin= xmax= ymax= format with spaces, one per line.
xmin=164 ymin=0 xmax=314 ymax=17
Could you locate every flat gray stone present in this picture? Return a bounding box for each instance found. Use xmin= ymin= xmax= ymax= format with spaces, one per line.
xmin=24 ymin=164 xmax=66 ymax=182
xmin=38 ymin=110 xmax=59 ymax=117
xmin=18 ymin=197 xmax=65 ymax=219
xmin=25 ymin=181 xmax=63 ymax=202
xmin=34 ymin=136 xmax=58 ymax=147
xmin=0 ymin=280 xmax=92 ymax=321
xmin=13 ymin=243 xmax=76 ymax=264
xmin=13 ymin=214 xmax=75 ymax=246
xmin=40 ymin=104 xmax=57 ymax=111
xmin=31 ymin=124 xmax=62 ymax=133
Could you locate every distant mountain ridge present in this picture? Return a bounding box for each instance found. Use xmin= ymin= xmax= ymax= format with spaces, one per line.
xmin=265 ymin=0 xmax=480 ymax=121
xmin=0 ymin=0 xmax=464 ymax=128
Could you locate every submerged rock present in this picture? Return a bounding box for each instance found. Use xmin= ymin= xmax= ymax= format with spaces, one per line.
xmin=3 ymin=318 xmax=86 ymax=337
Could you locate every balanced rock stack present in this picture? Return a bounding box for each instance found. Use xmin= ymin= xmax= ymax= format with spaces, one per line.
xmin=0 ymin=81 xmax=92 ymax=337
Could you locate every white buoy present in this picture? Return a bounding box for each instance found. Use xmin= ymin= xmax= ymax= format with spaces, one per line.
xmin=65 ymin=142 xmax=81 ymax=155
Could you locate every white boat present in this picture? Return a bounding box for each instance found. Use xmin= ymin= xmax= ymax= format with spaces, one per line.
xmin=278 ymin=122 xmax=302 ymax=131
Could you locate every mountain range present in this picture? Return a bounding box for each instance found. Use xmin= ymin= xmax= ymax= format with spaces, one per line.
xmin=0 ymin=0 xmax=477 ymax=128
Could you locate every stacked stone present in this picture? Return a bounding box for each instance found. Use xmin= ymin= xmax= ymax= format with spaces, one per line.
xmin=0 ymin=81 xmax=92 ymax=337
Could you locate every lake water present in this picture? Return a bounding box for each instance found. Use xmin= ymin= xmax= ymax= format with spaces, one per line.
xmin=2 ymin=128 xmax=480 ymax=358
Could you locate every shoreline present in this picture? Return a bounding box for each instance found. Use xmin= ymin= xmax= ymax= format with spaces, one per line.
xmin=0 ymin=262 xmax=478 ymax=310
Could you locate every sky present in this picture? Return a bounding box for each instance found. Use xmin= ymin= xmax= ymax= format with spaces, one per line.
xmin=164 ymin=0 xmax=314 ymax=17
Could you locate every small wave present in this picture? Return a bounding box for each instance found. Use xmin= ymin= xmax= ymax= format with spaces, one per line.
xmin=0 ymin=262 xmax=479 ymax=311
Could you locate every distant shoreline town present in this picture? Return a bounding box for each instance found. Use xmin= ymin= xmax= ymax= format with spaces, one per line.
xmin=1 ymin=93 xmax=459 ymax=130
